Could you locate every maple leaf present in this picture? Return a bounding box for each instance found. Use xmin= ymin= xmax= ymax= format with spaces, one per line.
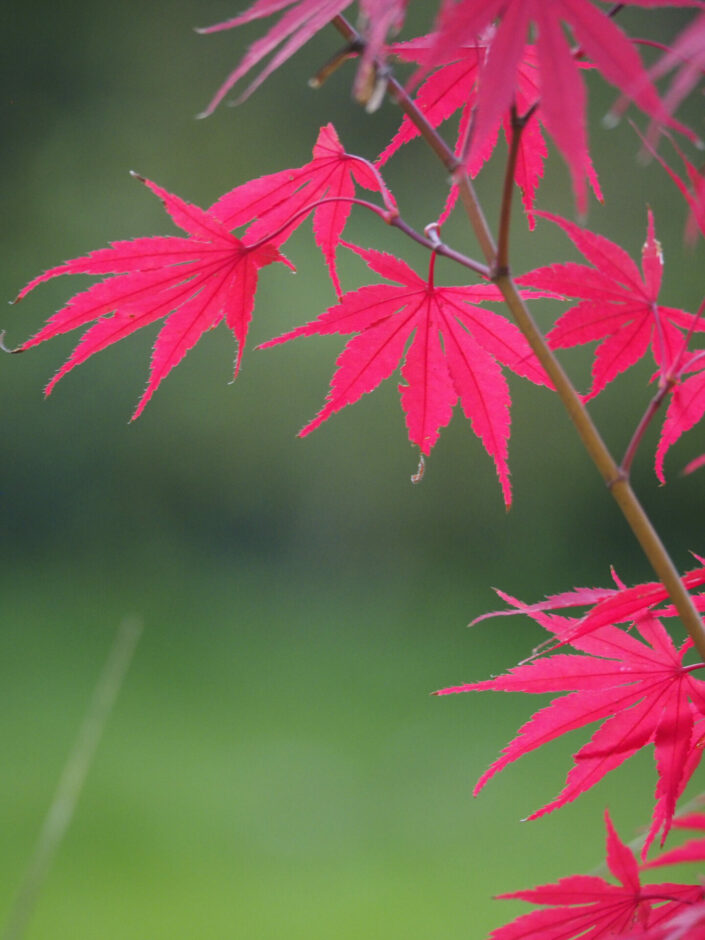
xmin=683 ymin=453 xmax=705 ymax=476
xmin=437 ymin=601 xmax=705 ymax=853
xmin=655 ymin=351 xmax=705 ymax=482
xmin=490 ymin=811 xmax=702 ymax=940
xmin=416 ymin=0 xmax=694 ymax=213
xmin=644 ymin=811 xmax=705 ymax=870
xmin=12 ymin=175 xmax=292 ymax=418
xmin=379 ymin=36 xmax=601 ymax=229
xmin=517 ymin=210 xmax=705 ymax=400
xmin=629 ymin=902 xmax=705 ymax=940
xmin=642 ymin=136 xmax=705 ymax=245
xmin=470 ymin=555 xmax=705 ymax=654
xmin=471 ymin=561 xmax=705 ymax=663
xmin=650 ymin=12 xmax=705 ymax=127
xmin=260 ymin=243 xmax=552 ymax=506
xmin=196 ymin=0 xmax=409 ymax=115
xmin=210 ymin=123 xmax=389 ymax=297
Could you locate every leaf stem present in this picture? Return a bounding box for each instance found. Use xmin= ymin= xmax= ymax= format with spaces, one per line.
xmin=496 ymin=104 xmax=537 ymax=276
xmin=331 ymin=15 xmax=497 ymax=264
xmin=325 ymin=14 xmax=705 ymax=660
xmin=246 ymin=194 xmax=393 ymax=247
xmin=391 ymin=216 xmax=490 ymax=278
xmin=620 ymin=380 xmax=676 ymax=478
xmin=247 ymin=193 xmax=491 ymax=279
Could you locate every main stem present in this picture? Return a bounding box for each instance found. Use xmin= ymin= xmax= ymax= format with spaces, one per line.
xmin=330 ymin=15 xmax=705 ymax=661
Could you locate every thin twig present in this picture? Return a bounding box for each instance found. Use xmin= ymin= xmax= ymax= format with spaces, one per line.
xmin=620 ymin=380 xmax=675 ymax=479
xmin=248 ymin=192 xmax=491 ymax=278
xmin=2 ymin=617 xmax=143 ymax=940
xmin=496 ymin=104 xmax=538 ymax=276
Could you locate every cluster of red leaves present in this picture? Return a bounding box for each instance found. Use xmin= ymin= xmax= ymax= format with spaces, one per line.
xmin=377 ymin=36 xmax=601 ymax=229
xmin=442 ymin=565 xmax=705 ymax=938
xmin=14 ymin=1 xmax=705 ymax=491
xmin=192 ymin=0 xmax=705 ymax=480
xmin=199 ymin=0 xmax=699 ymax=210
xmin=12 ymin=121 xmax=551 ymax=505
xmin=439 ymin=562 xmax=705 ymax=857
xmin=12 ymin=5 xmax=705 ymax=937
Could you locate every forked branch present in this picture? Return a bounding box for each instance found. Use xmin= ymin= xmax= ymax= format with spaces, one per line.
xmin=328 ymin=13 xmax=705 ymax=661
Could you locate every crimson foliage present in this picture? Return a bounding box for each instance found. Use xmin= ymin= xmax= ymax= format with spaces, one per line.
xmin=12 ymin=2 xmax=705 ymax=937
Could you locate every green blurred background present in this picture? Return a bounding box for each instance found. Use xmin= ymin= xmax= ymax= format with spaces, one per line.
xmin=1 ymin=4 xmax=704 ymax=938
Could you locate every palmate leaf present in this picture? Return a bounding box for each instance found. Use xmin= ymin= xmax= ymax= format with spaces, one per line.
xmin=13 ymin=176 xmax=293 ymax=418
xmin=518 ymin=211 xmax=705 ymax=400
xmin=413 ymin=0 xmax=698 ymax=213
xmin=379 ymin=37 xmax=601 ymax=228
xmin=656 ymin=352 xmax=705 ymax=482
xmin=650 ymin=12 xmax=705 ymax=126
xmin=12 ymin=124 xmax=386 ymax=415
xmin=491 ymin=811 xmax=702 ymax=940
xmin=260 ymin=242 xmax=552 ymax=507
xmin=472 ymin=562 xmax=705 ymax=647
xmin=210 ymin=123 xmax=386 ymax=297
xmin=644 ymin=812 xmax=705 ymax=870
xmin=196 ymin=0 xmax=409 ymax=114
xmin=438 ymin=598 xmax=705 ymax=854
xmin=642 ymin=135 xmax=705 ymax=245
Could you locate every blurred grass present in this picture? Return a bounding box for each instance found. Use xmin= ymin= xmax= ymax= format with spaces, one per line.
xmin=2 ymin=3 xmax=705 ymax=938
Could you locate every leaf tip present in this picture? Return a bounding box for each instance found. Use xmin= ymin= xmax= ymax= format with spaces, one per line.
xmin=0 ymin=331 xmax=22 ymax=355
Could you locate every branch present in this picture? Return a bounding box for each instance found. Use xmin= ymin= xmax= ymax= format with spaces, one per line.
xmin=327 ymin=13 xmax=705 ymax=661
xmin=248 ymin=193 xmax=491 ymax=279
xmin=330 ymin=15 xmax=497 ymax=262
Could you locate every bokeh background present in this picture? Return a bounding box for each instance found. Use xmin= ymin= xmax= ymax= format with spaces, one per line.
xmin=1 ymin=4 xmax=704 ymax=938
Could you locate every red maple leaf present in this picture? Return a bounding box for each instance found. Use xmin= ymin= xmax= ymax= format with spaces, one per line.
xmin=12 ymin=175 xmax=293 ymax=418
xmin=414 ymin=1 xmax=692 ymax=212
xmin=490 ymin=811 xmax=702 ymax=940
xmin=628 ymin=902 xmax=705 ymax=940
xmin=260 ymin=243 xmax=552 ymax=506
xmin=656 ymin=351 xmax=705 ymax=482
xmin=517 ymin=210 xmax=705 ymax=400
xmin=437 ymin=602 xmax=705 ymax=853
xmin=642 ymin=136 xmax=705 ymax=245
xmin=683 ymin=453 xmax=705 ymax=476
xmin=196 ymin=0 xmax=409 ymax=114
xmin=379 ymin=36 xmax=601 ymax=228
xmin=210 ymin=123 xmax=389 ymax=297
xmin=644 ymin=812 xmax=705 ymax=870
xmin=472 ymin=562 xmax=705 ymax=646
xmin=651 ymin=12 xmax=705 ymax=127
